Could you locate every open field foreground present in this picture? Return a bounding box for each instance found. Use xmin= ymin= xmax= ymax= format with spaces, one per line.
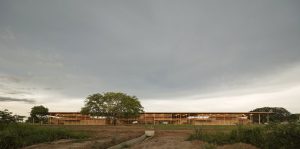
xmin=21 ymin=125 xmax=144 ymax=149
xmin=130 ymin=130 xmax=257 ymax=149
xmin=18 ymin=125 xmax=259 ymax=149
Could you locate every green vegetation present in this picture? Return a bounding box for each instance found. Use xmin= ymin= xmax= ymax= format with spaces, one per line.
xmin=201 ymin=143 xmax=217 ymax=149
xmin=250 ymin=107 xmax=291 ymax=123
xmin=81 ymin=92 xmax=144 ymax=125
xmin=188 ymin=123 xmax=300 ymax=149
xmin=26 ymin=105 xmax=49 ymax=124
xmin=288 ymin=114 xmax=300 ymax=122
xmin=0 ymin=124 xmax=88 ymax=149
xmin=0 ymin=109 xmax=24 ymax=124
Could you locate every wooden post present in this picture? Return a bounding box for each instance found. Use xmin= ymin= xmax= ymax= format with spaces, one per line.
xmin=267 ymin=113 xmax=269 ymax=123
xmin=154 ymin=114 xmax=155 ymax=125
xmin=188 ymin=113 xmax=190 ymax=125
xmin=179 ymin=114 xmax=181 ymax=125
xmin=258 ymin=114 xmax=261 ymax=125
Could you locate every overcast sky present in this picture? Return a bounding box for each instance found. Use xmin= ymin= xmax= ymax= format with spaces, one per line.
xmin=1 ymin=0 xmax=300 ymax=116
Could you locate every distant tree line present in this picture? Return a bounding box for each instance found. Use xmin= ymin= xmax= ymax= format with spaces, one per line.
xmin=1 ymin=92 xmax=144 ymax=125
xmin=0 ymin=105 xmax=49 ymax=125
xmin=0 ymin=109 xmax=25 ymax=124
xmin=250 ymin=107 xmax=299 ymax=123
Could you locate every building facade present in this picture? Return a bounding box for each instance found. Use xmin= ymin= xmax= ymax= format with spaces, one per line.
xmin=48 ymin=112 xmax=107 ymax=125
xmin=48 ymin=112 xmax=271 ymax=125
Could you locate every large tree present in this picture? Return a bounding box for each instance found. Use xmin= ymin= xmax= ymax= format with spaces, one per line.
xmin=81 ymin=92 xmax=144 ymax=125
xmin=27 ymin=105 xmax=49 ymax=124
xmin=250 ymin=107 xmax=291 ymax=123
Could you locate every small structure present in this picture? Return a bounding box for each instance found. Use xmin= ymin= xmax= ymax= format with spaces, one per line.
xmin=48 ymin=111 xmax=271 ymax=125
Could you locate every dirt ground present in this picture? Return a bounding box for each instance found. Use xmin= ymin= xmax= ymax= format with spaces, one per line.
xmin=23 ymin=125 xmax=144 ymax=149
xmin=23 ymin=126 xmax=258 ymax=149
xmin=130 ymin=130 xmax=258 ymax=149
xmin=130 ymin=130 xmax=200 ymax=149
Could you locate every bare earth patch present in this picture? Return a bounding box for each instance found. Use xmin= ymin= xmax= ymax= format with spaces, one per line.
xmin=23 ymin=125 xmax=144 ymax=149
xmin=131 ymin=130 xmax=202 ymax=149
xmin=130 ymin=130 xmax=258 ymax=149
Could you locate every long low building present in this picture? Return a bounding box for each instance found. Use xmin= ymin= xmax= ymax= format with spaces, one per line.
xmin=48 ymin=112 xmax=271 ymax=125
xmin=48 ymin=112 xmax=107 ymax=125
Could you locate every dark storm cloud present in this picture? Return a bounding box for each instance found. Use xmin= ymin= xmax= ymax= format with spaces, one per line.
xmin=0 ymin=0 xmax=300 ymax=101
xmin=0 ymin=96 xmax=35 ymax=103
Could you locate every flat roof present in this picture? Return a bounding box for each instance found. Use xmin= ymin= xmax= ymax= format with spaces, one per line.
xmin=49 ymin=112 xmax=272 ymax=114
xmin=49 ymin=112 xmax=81 ymax=114
xmin=142 ymin=112 xmax=272 ymax=114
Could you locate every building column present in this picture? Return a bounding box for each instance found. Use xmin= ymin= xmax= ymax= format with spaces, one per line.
xmin=179 ymin=114 xmax=181 ymax=125
xmin=258 ymin=114 xmax=261 ymax=125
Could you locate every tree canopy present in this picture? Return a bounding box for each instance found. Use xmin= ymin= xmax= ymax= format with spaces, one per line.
xmin=81 ymin=92 xmax=144 ymax=124
xmin=27 ymin=105 xmax=49 ymax=124
xmin=0 ymin=109 xmax=24 ymax=124
xmin=250 ymin=107 xmax=291 ymax=123
xmin=287 ymin=114 xmax=300 ymax=123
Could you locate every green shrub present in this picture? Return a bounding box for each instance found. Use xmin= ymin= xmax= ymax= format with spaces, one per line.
xmin=189 ymin=123 xmax=300 ymax=149
xmin=0 ymin=124 xmax=88 ymax=149
xmin=202 ymin=143 xmax=217 ymax=149
xmin=263 ymin=123 xmax=300 ymax=149
xmin=229 ymin=125 xmax=265 ymax=146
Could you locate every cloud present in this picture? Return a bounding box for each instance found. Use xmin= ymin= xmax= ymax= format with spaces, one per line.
xmin=0 ymin=1 xmax=300 ymax=115
xmin=142 ymin=85 xmax=300 ymax=113
xmin=0 ymin=75 xmax=22 ymax=83
xmin=0 ymin=27 xmax=16 ymax=40
xmin=0 ymin=96 xmax=35 ymax=104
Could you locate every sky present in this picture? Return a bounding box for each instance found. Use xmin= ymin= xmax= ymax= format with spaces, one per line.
xmin=0 ymin=0 xmax=300 ymax=116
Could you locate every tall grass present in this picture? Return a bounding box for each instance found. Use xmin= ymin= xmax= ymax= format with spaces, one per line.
xmin=0 ymin=124 xmax=88 ymax=149
xmin=188 ymin=123 xmax=300 ymax=149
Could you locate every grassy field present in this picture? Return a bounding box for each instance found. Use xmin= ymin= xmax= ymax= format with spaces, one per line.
xmin=0 ymin=124 xmax=88 ymax=149
xmin=0 ymin=124 xmax=148 ymax=149
xmin=188 ymin=123 xmax=300 ymax=149
xmin=2 ymin=123 xmax=298 ymax=149
xmin=1 ymin=124 xmax=235 ymax=149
